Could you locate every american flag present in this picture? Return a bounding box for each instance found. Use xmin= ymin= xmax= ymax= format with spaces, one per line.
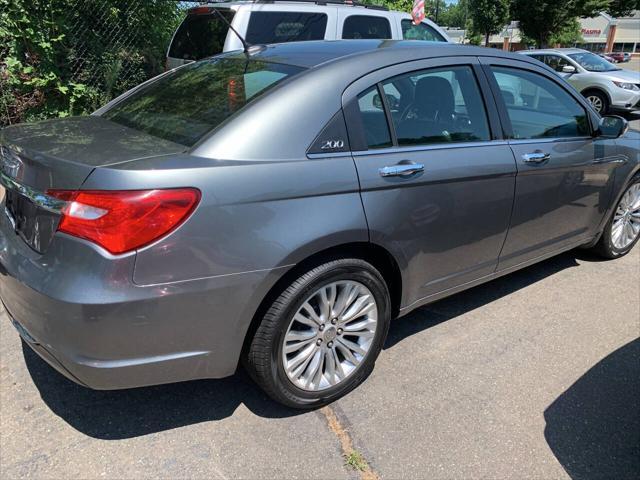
xmin=411 ymin=0 xmax=425 ymax=25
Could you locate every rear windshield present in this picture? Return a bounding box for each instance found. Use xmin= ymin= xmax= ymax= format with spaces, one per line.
xmin=246 ymin=12 xmax=328 ymax=44
xmin=168 ymin=10 xmax=235 ymax=60
xmin=103 ymin=58 xmax=305 ymax=146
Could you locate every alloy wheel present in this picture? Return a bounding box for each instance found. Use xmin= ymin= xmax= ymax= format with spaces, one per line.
xmin=611 ymin=183 xmax=640 ymax=250
xmin=587 ymin=95 xmax=604 ymax=113
xmin=281 ymin=280 xmax=378 ymax=391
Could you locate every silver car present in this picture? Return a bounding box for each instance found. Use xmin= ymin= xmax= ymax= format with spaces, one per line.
xmin=520 ymin=48 xmax=640 ymax=114
xmin=1 ymin=41 xmax=639 ymax=408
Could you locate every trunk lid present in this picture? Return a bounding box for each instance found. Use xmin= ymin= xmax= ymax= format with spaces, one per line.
xmin=1 ymin=116 xmax=186 ymax=253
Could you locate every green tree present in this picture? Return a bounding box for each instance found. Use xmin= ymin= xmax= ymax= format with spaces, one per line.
xmin=468 ymin=0 xmax=510 ymax=46
xmin=510 ymin=0 xmax=610 ymax=48
xmin=549 ymin=18 xmax=584 ymax=46
xmin=606 ymin=0 xmax=640 ymax=17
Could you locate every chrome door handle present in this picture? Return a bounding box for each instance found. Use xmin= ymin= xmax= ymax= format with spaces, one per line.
xmin=379 ymin=163 xmax=425 ymax=177
xmin=522 ymin=152 xmax=551 ymax=164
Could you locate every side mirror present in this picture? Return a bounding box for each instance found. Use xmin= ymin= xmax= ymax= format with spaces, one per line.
xmin=597 ymin=115 xmax=629 ymax=138
xmin=561 ymin=65 xmax=576 ymax=74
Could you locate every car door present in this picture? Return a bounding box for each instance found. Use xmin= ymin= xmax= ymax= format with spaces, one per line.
xmin=480 ymin=57 xmax=617 ymax=270
xmin=343 ymin=57 xmax=517 ymax=307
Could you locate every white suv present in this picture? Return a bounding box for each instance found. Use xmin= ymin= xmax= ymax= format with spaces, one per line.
xmin=166 ymin=0 xmax=450 ymax=70
xmin=519 ymin=48 xmax=640 ymax=115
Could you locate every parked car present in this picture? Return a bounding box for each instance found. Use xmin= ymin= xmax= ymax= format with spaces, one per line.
xmin=606 ymin=52 xmax=632 ymax=63
xmin=2 ymin=41 xmax=639 ymax=408
xmin=166 ymin=0 xmax=450 ymax=69
xmin=520 ymin=48 xmax=640 ymax=114
xmin=598 ymin=52 xmax=616 ymax=63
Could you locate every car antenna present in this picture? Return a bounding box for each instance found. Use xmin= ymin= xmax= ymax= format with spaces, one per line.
xmin=210 ymin=8 xmax=260 ymax=55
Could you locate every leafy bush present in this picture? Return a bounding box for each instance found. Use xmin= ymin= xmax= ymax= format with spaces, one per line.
xmin=0 ymin=0 xmax=184 ymax=126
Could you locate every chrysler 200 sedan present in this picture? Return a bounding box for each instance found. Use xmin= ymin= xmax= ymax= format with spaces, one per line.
xmin=1 ymin=41 xmax=639 ymax=408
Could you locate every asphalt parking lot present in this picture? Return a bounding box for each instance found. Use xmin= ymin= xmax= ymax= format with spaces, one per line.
xmin=1 ymin=61 xmax=640 ymax=480
xmin=1 ymin=245 xmax=638 ymax=479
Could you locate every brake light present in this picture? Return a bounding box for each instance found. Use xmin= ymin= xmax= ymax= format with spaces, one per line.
xmin=47 ymin=188 xmax=201 ymax=254
xmin=188 ymin=6 xmax=212 ymax=15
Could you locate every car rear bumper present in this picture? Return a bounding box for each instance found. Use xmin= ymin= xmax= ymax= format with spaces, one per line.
xmin=0 ymin=211 xmax=279 ymax=390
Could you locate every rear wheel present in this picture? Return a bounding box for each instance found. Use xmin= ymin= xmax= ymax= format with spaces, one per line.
xmin=584 ymin=90 xmax=609 ymax=114
xmin=591 ymin=176 xmax=640 ymax=259
xmin=245 ymin=259 xmax=391 ymax=409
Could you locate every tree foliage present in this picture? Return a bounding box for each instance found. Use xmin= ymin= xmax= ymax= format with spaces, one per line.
xmin=509 ymin=0 xmax=636 ymax=48
xmin=1 ymin=0 xmax=184 ymax=126
xmin=468 ymin=0 xmax=510 ymax=46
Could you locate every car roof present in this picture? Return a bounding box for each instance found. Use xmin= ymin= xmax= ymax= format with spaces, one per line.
xmin=522 ymin=48 xmax=587 ymax=55
xmin=194 ymin=0 xmax=390 ymax=12
xmin=220 ymin=39 xmax=535 ymax=69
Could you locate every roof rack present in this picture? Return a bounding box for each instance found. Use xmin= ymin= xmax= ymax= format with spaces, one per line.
xmin=198 ymin=0 xmax=389 ymax=11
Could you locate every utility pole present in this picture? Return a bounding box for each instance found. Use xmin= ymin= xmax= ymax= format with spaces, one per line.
xmin=435 ymin=0 xmax=440 ymax=23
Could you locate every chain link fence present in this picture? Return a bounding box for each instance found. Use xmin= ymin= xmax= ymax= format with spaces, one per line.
xmin=1 ymin=0 xmax=203 ymax=126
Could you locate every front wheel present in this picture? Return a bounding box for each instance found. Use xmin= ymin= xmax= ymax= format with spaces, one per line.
xmin=591 ymin=177 xmax=640 ymax=259
xmin=245 ymin=259 xmax=391 ymax=409
xmin=584 ymin=90 xmax=609 ymax=114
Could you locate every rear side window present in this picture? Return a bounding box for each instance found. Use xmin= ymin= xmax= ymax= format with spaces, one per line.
xmin=169 ymin=11 xmax=235 ymax=60
xmin=357 ymin=86 xmax=392 ymax=149
xmin=490 ymin=66 xmax=590 ymax=139
xmin=246 ymin=12 xmax=327 ymax=44
xmin=103 ymin=59 xmax=305 ymax=146
xmin=401 ymin=20 xmax=446 ymax=42
xmin=342 ymin=15 xmax=391 ymax=39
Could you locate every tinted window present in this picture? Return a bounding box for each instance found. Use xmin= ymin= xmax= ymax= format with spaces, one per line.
xmin=103 ymin=59 xmax=305 ymax=146
xmin=169 ymin=11 xmax=235 ymax=60
xmin=382 ymin=66 xmax=490 ymax=146
xmin=342 ymin=15 xmax=391 ymax=39
xmin=542 ymin=55 xmax=573 ymax=72
xmin=246 ymin=12 xmax=327 ymax=44
xmin=401 ymin=20 xmax=446 ymax=42
xmin=491 ymin=67 xmax=590 ymax=139
xmin=357 ymin=86 xmax=392 ymax=149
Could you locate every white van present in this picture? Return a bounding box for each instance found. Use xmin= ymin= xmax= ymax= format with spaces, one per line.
xmin=166 ymin=0 xmax=451 ymax=69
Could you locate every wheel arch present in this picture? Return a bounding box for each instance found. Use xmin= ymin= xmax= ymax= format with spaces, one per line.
xmin=240 ymin=242 xmax=403 ymax=356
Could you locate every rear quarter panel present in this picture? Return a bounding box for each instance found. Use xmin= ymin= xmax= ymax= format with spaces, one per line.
xmin=82 ymin=154 xmax=368 ymax=286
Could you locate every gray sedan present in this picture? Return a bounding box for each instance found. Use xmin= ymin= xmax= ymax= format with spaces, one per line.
xmin=1 ymin=41 xmax=639 ymax=408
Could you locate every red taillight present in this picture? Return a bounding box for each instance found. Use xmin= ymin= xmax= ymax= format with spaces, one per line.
xmin=47 ymin=188 xmax=201 ymax=254
xmin=188 ymin=6 xmax=212 ymax=15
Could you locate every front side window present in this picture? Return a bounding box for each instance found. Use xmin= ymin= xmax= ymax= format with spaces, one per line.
xmin=401 ymin=20 xmax=446 ymax=42
xmin=491 ymin=66 xmax=590 ymax=139
xmin=342 ymin=15 xmax=391 ymax=39
xmin=543 ymin=55 xmax=573 ymax=72
xmin=246 ymin=12 xmax=327 ymax=44
xmin=168 ymin=10 xmax=235 ymax=60
xmin=382 ymin=66 xmax=490 ymax=146
xmin=103 ymin=59 xmax=305 ymax=146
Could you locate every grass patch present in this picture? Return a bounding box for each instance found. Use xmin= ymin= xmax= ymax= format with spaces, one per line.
xmin=345 ymin=450 xmax=367 ymax=471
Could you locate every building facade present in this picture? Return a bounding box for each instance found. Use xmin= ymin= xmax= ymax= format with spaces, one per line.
xmin=445 ymin=11 xmax=640 ymax=54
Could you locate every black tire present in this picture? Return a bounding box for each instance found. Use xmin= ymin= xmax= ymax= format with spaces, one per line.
xmin=583 ymin=90 xmax=609 ymax=115
xmin=245 ymin=258 xmax=391 ymax=409
xmin=591 ymin=175 xmax=640 ymax=259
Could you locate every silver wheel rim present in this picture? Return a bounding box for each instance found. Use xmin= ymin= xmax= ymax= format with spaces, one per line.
xmin=587 ymin=95 xmax=604 ymax=113
xmin=281 ymin=280 xmax=378 ymax=392
xmin=612 ymin=183 xmax=640 ymax=250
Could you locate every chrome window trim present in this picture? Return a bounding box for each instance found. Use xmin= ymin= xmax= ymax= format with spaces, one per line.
xmin=348 ymin=140 xmax=509 ymax=157
xmin=0 ymin=171 xmax=67 ymax=213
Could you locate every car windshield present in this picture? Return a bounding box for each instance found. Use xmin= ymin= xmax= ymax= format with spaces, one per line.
xmin=568 ymin=52 xmax=621 ymax=72
xmin=103 ymin=58 xmax=305 ymax=146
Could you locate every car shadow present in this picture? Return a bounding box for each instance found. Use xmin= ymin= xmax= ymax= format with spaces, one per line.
xmin=544 ymin=338 xmax=640 ymax=480
xmin=24 ymin=250 xmax=592 ymax=440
